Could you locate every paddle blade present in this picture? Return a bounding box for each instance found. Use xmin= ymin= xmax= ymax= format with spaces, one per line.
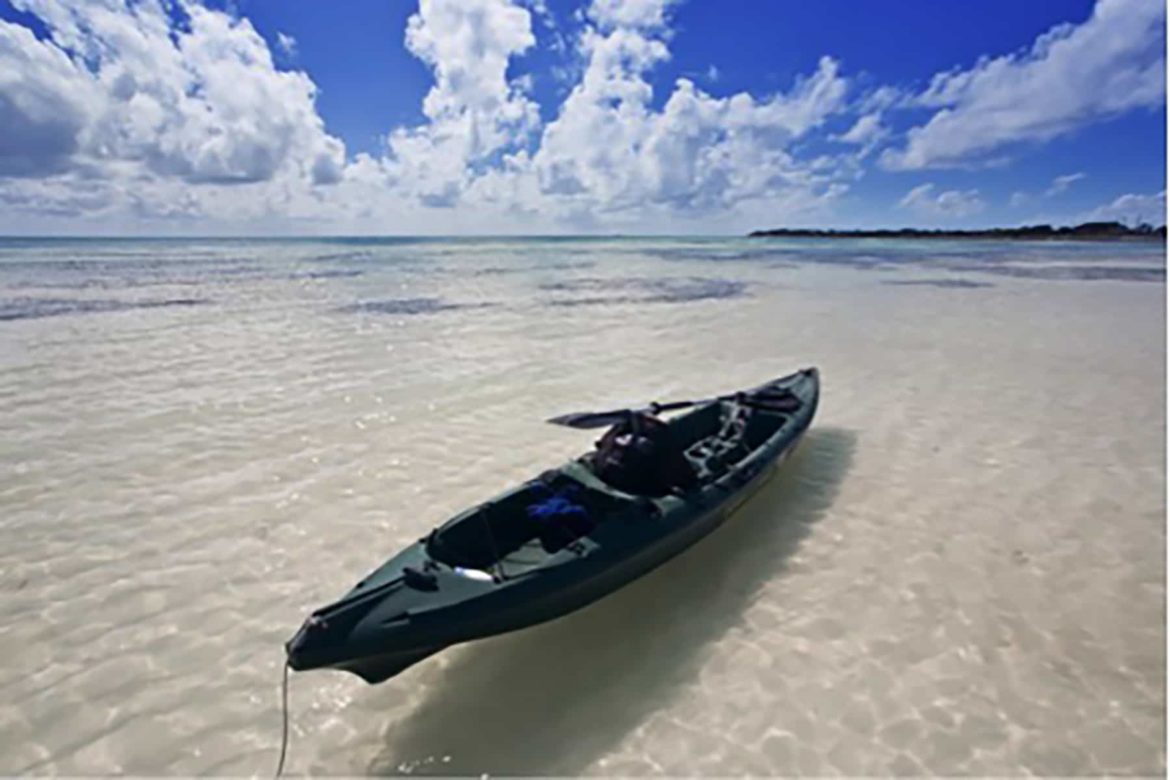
xmin=546 ymin=408 xmax=634 ymax=429
xmin=548 ymin=394 xmax=721 ymax=429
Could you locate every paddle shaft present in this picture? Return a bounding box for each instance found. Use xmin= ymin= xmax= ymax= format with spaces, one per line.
xmin=549 ymin=389 xmax=800 ymax=429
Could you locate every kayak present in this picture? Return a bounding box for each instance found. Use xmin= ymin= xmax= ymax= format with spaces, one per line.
xmin=285 ymin=367 xmax=820 ymax=684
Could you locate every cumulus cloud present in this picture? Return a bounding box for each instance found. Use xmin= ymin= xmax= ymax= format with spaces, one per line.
xmin=0 ymin=0 xmax=865 ymax=231
xmin=382 ymin=0 xmax=540 ymax=206
xmin=882 ymin=0 xmax=1165 ymax=170
xmin=1 ymin=0 xmax=1159 ymax=234
xmin=0 ymin=21 xmax=94 ymax=177
xmin=359 ymin=0 xmax=854 ymax=226
xmin=587 ymin=0 xmax=680 ymax=30
xmin=0 ymin=0 xmax=859 ymax=230
xmin=523 ymin=0 xmax=852 ymax=218
xmin=898 ymin=183 xmax=985 ymax=218
xmin=0 ymin=0 xmax=344 ymax=189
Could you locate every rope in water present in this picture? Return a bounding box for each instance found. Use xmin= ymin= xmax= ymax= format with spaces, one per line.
xmin=275 ymin=660 xmax=291 ymax=777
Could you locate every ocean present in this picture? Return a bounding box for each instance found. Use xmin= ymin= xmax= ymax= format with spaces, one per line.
xmin=0 ymin=236 xmax=1164 ymax=775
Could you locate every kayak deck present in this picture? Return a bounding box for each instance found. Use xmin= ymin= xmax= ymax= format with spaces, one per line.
xmin=424 ymin=373 xmax=811 ymax=574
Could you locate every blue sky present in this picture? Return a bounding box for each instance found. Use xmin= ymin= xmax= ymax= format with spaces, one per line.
xmin=0 ymin=0 xmax=1164 ymax=234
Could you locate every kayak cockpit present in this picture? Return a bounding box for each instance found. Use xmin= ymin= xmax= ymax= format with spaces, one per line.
xmin=423 ymin=395 xmax=798 ymax=576
xmin=424 ymin=471 xmax=633 ymax=575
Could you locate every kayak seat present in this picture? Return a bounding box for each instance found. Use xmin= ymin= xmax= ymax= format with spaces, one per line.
xmin=588 ymin=413 xmax=699 ymax=497
xmin=500 ymin=539 xmax=558 ymax=576
xmin=427 ymin=493 xmax=546 ymax=570
xmin=427 ymin=476 xmax=627 ymax=569
xmin=666 ymin=402 xmax=724 ymax=448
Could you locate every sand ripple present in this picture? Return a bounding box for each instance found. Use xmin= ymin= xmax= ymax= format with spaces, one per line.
xmin=0 ymin=237 xmax=1164 ymax=775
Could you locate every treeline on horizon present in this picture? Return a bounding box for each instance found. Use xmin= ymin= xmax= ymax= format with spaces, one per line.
xmin=748 ymin=221 xmax=1167 ymax=240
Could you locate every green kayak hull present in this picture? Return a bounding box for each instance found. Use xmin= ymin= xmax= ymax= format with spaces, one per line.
xmin=287 ymin=367 xmax=820 ymax=683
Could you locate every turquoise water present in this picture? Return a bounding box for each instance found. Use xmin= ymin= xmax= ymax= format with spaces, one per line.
xmin=0 ymin=236 xmax=1164 ymax=775
xmin=0 ymin=236 xmax=1163 ymax=322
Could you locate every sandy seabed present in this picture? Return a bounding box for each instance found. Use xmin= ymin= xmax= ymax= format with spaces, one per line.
xmin=0 ymin=237 xmax=1164 ymax=776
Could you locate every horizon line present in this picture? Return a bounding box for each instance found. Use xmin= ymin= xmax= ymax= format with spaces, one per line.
xmin=0 ymin=219 xmax=1163 ymax=242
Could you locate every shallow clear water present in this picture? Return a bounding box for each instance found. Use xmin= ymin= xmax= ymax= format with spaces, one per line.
xmin=0 ymin=236 xmax=1164 ymax=775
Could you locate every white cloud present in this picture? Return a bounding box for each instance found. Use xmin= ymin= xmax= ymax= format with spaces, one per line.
xmin=1083 ymin=190 xmax=1166 ymax=224
xmin=0 ymin=0 xmax=858 ymax=232
xmin=898 ymin=183 xmax=985 ymax=218
xmin=1045 ymin=172 xmax=1086 ymax=197
xmin=7 ymin=0 xmax=1156 ymax=235
xmin=383 ymin=0 xmax=540 ymax=206
xmin=524 ymin=8 xmax=852 ymax=218
xmin=858 ymin=85 xmax=908 ymax=114
xmin=882 ymin=0 xmax=1165 ymax=170
xmin=276 ymin=32 xmax=297 ymax=57
xmin=341 ymin=0 xmax=854 ymax=228
xmin=522 ymin=0 xmax=554 ymax=28
xmin=0 ymin=0 xmax=897 ymax=232
xmin=0 ymin=0 xmax=345 ymax=188
xmin=1005 ymin=172 xmax=1087 ymax=209
xmin=0 ymin=21 xmax=95 ymax=177
xmin=832 ymin=84 xmax=909 ymax=159
xmin=587 ymin=0 xmax=679 ymax=31
xmin=836 ymin=112 xmax=888 ymax=155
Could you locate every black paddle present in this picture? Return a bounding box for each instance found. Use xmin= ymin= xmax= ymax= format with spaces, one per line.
xmin=547 ymin=389 xmax=800 ymax=430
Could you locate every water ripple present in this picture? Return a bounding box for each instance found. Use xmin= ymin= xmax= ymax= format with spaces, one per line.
xmin=0 ymin=297 xmax=209 ymax=321
xmin=0 ymin=237 xmax=1163 ymax=777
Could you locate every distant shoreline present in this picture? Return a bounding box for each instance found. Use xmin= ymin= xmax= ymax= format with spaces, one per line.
xmin=748 ymin=221 xmax=1167 ymax=241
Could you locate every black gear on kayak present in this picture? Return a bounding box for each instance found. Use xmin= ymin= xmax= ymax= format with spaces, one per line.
xmin=590 ymin=412 xmax=698 ymax=497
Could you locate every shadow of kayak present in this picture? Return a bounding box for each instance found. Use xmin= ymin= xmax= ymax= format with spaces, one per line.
xmin=367 ymin=426 xmax=856 ymax=776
